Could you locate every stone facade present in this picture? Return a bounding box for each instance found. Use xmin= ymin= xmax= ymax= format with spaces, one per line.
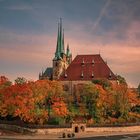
xmin=61 ymin=80 xmax=118 ymax=94
xmin=53 ymin=54 xmax=70 ymax=80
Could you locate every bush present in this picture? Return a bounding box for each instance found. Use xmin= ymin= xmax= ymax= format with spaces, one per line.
xmin=131 ymin=105 xmax=140 ymax=114
xmin=92 ymin=79 xmax=111 ymax=89
xmin=47 ymin=118 xmax=59 ymax=125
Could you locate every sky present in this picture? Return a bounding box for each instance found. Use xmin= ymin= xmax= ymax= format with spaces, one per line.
xmin=0 ymin=0 xmax=140 ymax=87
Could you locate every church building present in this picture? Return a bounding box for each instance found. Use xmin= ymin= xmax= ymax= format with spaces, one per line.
xmin=39 ymin=19 xmax=72 ymax=80
xmin=39 ymin=20 xmax=117 ymax=93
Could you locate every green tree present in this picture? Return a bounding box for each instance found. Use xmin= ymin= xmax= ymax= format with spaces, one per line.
xmin=117 ymin=75 xmax=127 ymax=85
xmin=80 ymin=84 xmax=100 ymax=121
xmin=92 ymin=79 xmax=111 ymax=90
xmin=112 ymin=84 xmax=130 ymax=119
xmin=15 ymin=77 xmax=27 ymax=85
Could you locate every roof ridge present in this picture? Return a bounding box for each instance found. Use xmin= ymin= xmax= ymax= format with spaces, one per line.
xmin=76 ymin=54 xmax=100 ymax=56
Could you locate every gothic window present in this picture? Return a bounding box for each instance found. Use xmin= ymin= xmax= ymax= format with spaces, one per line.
xmin=55 ymin=62 xmax=58 ymax=67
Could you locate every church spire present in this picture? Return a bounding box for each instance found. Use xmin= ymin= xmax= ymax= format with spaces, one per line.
xmin=55 ymin=22 xmax=60 ymax=59
xmin=60 ymin=18 xmax=64 ymax=54
xmin=66 ymin=44 xmax=70 ymax=57
xmin=62 ymin=28 xmax=65 ymax=53
xmin=54 ymin=18 xmax=65 ymax=60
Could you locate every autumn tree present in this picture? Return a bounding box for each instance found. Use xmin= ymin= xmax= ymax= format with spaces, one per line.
xmin=0 ymin=76 xmax=12 ymax=89
xmin=0 ymin=84 xmax=35 ymax=120
xmin=0 ymin=80 xmax=49 ymax=124
xmin=73 ymin=83 xmax=100 ymax=122
xmin=29 ymin=80 xmax=68 ymax=124
xmin=46 ymin=81 xmax=68 ymax=120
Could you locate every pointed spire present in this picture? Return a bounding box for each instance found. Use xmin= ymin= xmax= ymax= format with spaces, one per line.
xmin=54 ymin=18 xmax=65 ymax=60
xmin=62 ymin=28 xmax=65 ymax=53
xmin=66 ymin=44 xmax=70 ymax=56
xmin=59 ymin=18 xmax=64 ymax=54
xmin=55 ymin=22 xmax=60 ymax=59
xmin=60 ymin=18 xmax=62 ymax=52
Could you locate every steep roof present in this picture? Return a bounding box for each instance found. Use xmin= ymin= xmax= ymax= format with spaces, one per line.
xmin=60 ymin=54 xmax=117 ymax=81
xmin=43 ymin=67 xmax=53 ymax=78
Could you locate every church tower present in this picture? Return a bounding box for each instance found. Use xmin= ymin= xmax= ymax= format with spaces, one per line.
xmin=39 ymin=19 xmax=72 ymax=80
xmin=52 ymin=19 xmax=72 ymax=80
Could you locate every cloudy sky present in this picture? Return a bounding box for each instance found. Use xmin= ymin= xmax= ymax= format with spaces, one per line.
xmin=0 ymin=0 xmax=140 ymax=87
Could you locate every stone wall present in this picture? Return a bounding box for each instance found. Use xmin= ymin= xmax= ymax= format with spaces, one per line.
xmin=0 ymin=123 xmax=140 ymax=135
xmin=61 ymin=80 xmax=92 ymax=94
xmin=86 ymin=126 xmax=140 ymax=133
xmin=35 ymin=128 xmax=71 ymax=134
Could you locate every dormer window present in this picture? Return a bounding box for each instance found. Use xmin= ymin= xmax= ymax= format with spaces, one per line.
xmin=91 ymin=72 xmax=94 ymax=78
xmin=81 ymin=71 xmax=84 ymax=78
xmin=92 ymin=59 xmax=94 ymax=65
xmin=81 ymin=58 xmax=85 ymax=66
xmin=109 ymin=72 xmax=112 ymax=79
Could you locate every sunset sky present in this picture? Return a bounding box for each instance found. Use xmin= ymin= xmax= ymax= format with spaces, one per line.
xmin=0 ymin=0 xmax=140 ymax=87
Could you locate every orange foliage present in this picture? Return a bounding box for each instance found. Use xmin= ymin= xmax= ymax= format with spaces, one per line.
xmin=52 ymin=98 xmax=68 ymax=117
xmin=0 ymin=81 xmax=49 ymax=124
xmin=127 ymin=89 xmax=140 ymax=106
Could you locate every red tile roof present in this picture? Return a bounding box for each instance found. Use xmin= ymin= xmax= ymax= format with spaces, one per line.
xmin=60 ymin=54 xmax=117 ymax=81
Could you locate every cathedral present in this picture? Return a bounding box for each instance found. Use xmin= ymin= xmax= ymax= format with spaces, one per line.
xmin=39 ymin=19 xmax=72 ymax=80
xmin=39 ymin=20 xmax=117 ymax=93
